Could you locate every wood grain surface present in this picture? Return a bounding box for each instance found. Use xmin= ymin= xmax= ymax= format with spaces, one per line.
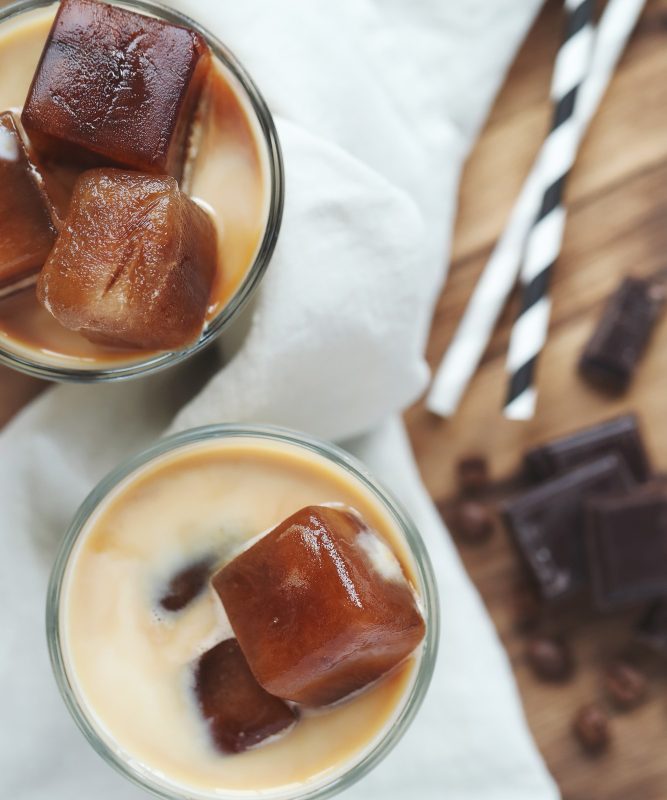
xmin=405 ymin=1 xmax=667 ymax=798
xmin=0 ymin=1 xmax=665 ymax=798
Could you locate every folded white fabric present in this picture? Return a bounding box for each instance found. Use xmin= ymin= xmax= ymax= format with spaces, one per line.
xmin=0 ymin=1 xmax=560 ymax=798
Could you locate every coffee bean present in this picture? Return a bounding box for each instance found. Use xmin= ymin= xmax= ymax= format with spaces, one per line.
xmin=452 ymin=501 xmax=494 ymax=545
xmin=457 ymin=455 xmax=489 ymax=494
xmin=526 ymin=635 xmax=572 ymax=682
xmin=573 ymin=703 xmax=610 ymax=755
xmin=604 ymin=661 xmax=646 ymax=710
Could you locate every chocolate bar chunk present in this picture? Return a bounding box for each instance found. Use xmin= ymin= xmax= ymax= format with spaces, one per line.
xmin=586 ymin=486 xmax=667 ymax=611
xmin=524 ymin=415 xmax=651 ymax=483
xmin=502 ymin=455 xmax=635 ymax=602
xmin=22 ymin=0 xmax=211 ymax=179
xmin=636 ymin=600 xmax=667 ymax=654
xmin=579 ymin=277 xmax=665 ymax=393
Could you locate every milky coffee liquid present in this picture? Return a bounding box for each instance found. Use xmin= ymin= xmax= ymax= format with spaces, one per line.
xmin=61 ymin=436 xmax=422 ymax=797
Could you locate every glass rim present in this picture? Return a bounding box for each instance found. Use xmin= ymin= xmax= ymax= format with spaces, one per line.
xmin=46 ymin=423 xmax=440 ymax=800
xmin=0 ymin=0 xmax=284 ymax=383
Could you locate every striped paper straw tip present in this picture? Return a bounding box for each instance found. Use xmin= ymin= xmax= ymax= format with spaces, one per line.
xmin=503 ymin=0 xmax=595 ymax=420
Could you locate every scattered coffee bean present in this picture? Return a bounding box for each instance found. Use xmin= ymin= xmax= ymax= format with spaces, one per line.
xmin=452 ymin=501 xmax=494 ymax=545
xmin=604 ymin=661 xmax=646 ymax=710
xmin=573 ymin=703 xmax=610 ymax=755
xmin=457 ymin=455 xmax=490 ymax=494
xmin=526 ymin=635 xmax=572 ymax=682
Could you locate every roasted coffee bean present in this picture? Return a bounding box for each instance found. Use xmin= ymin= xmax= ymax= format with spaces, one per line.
xmin=604 ymin=661 xmax=646 ymax=710
xmin=453 ymin=501 xmax=494 ymax=545
xmin=526 ymin=636 xmax=572 ymax=682
xmin=457 ymin=455 xmax=490 ymax=494
xmin=573 ymin=703 xmax=610 ymax=755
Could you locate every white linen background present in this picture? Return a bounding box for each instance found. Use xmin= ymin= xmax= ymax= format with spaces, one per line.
xmin=0 ymin=1 xmax=561 ymax=798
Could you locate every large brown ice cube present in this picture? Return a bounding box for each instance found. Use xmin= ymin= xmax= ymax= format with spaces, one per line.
xmin=212 ymin=506 xmax=425 ymax=707
xmin=0 ymin=112 xmax=56 ymax=296
xmin=37 ymin=168 xmax=217 ymax=350
xmin=194 ymin=639 xmax=297 ymax=754
xmin=22 ymin=0 xmax=211 ymax=179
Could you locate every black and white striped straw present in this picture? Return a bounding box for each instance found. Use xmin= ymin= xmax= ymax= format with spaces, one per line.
xmin=504 ymin=0 xmax=595 ymax=420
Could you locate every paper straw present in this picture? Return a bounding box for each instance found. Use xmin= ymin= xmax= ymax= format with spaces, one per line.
xmin=503 ymin=0 xmax=595 ymax=420
xmin=426 ymin=0 xmax=646 ymax=418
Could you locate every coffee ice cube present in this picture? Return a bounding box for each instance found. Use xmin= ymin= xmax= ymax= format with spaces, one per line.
xmin=159 ymin=555 xmax=216 ymax=613
xmin=37 ymin=168 xmax=217 ymax=350
xmin=212 ymin=506 xmax=425 ymax=707
xmin=0 ymin=112 xmax=56 ymax=296
xmin=194 ymin=639 xmax=297 ymax=754
xmin=22 ymin=0 xmax=211 ymax=179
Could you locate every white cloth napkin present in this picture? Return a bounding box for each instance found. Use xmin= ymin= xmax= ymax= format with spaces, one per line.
xmin=0 ymin=1 xmax=560 ymax=798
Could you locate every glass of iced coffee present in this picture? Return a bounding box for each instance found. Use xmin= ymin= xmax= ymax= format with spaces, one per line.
xmin=47 ymin=425 xmax=439 ymax=799
xmin=0 ymin=0 xmax=283 ymax=381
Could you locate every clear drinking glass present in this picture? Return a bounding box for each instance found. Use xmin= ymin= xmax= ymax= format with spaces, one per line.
xmin=46 ymin=424 xmax=439 ymax=800
xmin=0 ymin=0 xmax=284 ymax=382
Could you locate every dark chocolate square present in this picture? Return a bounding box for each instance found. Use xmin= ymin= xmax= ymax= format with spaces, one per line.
xmin=636 ymin=600 xmax=667 ymax=654
xmin=502 ymin=455 xmax=635 ymax=603
xmin=524 ymin=415 xmax=651 ymax=483
xmin=579 ymin=277 xmax=665 ymax=393
xmin=586 ymin=487 xmax=667 ymax=611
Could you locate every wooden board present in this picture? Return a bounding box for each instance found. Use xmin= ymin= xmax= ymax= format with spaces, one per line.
xmin=405 ymin=1 xmax=667 ymax=798
xmin=1 ymin=1 xmax=666 ymax=797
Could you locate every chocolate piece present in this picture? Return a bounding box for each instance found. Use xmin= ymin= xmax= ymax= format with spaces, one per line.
xmin=213 ymin=506 xmax=425 ymax=707
xmin=451 ymin=501 xmax=494 ymax=545
xmin=579 ymin=277 xmax=665 ymax=393
xmin=636 ymin=600 xmax=667 ymax=654
xmin=159 ymin=556 xmax=215 ymax=612
xmin=604 ymin=661 xmax=646 ymax=709
xmin=525 ymin=636 xmax=573 ymax=682
xmin=573 ymin=703 xmax=610 ymax=755
xmin=37 ymin=169 xmax=217 ymax=350
xmin=502 ymin=455 xmax=635 ymax=602
xmin=457 ymin=455 xmax=490 ymax=494
xmin=194 ymin=639 xmax=297 ymax=753
xmin=524 ymin=415 xmax=651 ymax=483
xmin=0 ymin=112 xmax=56 ymax=296
xmin=22 ymin=0 xmax=211 ymax=179
xmin=586 ymin=486 xmax=667 ymax=611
